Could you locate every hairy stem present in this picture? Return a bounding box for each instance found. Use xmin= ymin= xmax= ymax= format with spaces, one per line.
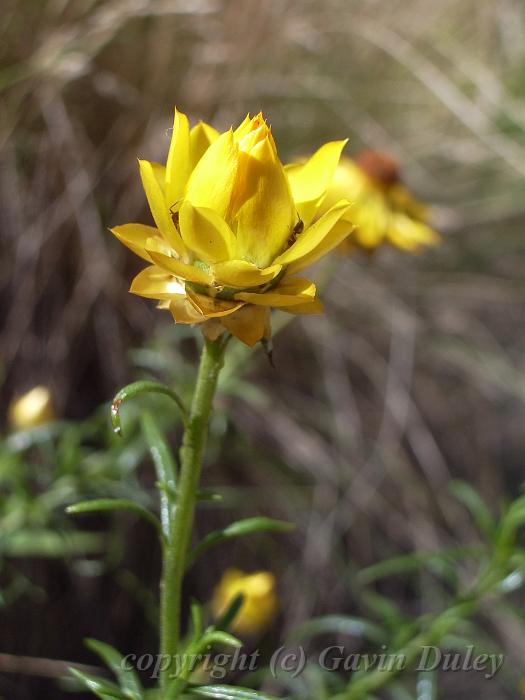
xmin=159 ymin=335 xmax=228 ymax=688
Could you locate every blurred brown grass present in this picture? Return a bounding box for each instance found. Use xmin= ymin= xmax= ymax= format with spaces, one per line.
xmin=1 ymin=0 xmax=525 ymax=697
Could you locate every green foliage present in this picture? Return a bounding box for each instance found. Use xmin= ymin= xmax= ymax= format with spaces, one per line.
xmin=111 ymin=381 xmax=188 ymax=436
xmin=188 ymin=517 xmax=295 ymax=568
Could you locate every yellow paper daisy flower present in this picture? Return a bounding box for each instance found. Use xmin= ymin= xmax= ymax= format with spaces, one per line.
xmin=212 ymin=568 xmax=278 ymax=635
xmin=112 ymin=110 xmax=351 ymax=346
xmin=319 ymin=150 xmax=440 ymax=253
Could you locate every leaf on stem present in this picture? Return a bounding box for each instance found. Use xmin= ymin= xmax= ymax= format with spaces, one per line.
xmin=67 ymin=499 xmax=164 ymax=545
xmin=187 ymin=517 xmax=294 ymax=568
xmin=85 ymin=638 xmax=143 ymax=698
xmin=141 ymin=411 xmax=177 ymax=539
xmin=111 ymin=380 xmax=188 ymax=436
xmin=68 ymin=667 xmax=128 ymax=699
xmin=186 ymin=685 xmax=280 ymax=700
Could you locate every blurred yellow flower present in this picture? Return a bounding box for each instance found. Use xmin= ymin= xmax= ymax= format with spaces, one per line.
xmin=8 ymin=386 xmax=55 ymax=430
xmin=212 ymin=568 xmax=278 ymax=635
xmin=319 ymin=150 xmax=440 ymax=253
xmin=112 ymin=110 xmax=351 ymax=346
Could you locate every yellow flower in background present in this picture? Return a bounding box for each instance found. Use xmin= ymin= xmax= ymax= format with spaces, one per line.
xmin=112 ymin=110 xmax=351 ymax=346
xmin=8 ymin=386 xmax=55 ymax=430
xmin=319 ymin=150 xmax=440 ymax=253
xmin=212 ymin=568 xmax=278 ymax=635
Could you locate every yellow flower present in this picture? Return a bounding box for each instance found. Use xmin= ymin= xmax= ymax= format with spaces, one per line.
xmin=8 ymin=386 xmax=55 ymax=430
xmin=212 ymin=568 xmax=278 ymax=635
xmin=112 ymin=110 xmax=351 ymax=346
xmin=319 ymin=150 xmax=440 ymax=253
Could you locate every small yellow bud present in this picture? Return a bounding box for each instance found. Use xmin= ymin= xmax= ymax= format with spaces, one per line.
xmin=8 ymin=386 xmax=55 ymax=430
xmin=212 ymin=568 xmax=278 ymax=635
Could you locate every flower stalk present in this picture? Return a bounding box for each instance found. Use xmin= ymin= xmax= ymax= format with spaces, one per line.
xmin=159 ymin=335 xmax=229 ymax=688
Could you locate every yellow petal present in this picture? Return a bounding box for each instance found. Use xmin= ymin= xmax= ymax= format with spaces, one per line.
xmin=221 ymin=305 xmax=270 ymax=347
xmin=317 ymin=157 xmax=368 ymax=215
xmin=169 ymin=297 xmax=205 ymax=324
xmin=273 ymin=200 xmax=351 ymax=272
xmin=190 ymin=121 xmax=220 ymax=170
xmin=286 ymin=140 xmax=348 ymax=225
xmin=166 ymin=108 xmax=191 ymax=206
xmin=185 ymin=129 xmax=239 ymax=220
xmin=234 ymin=277 xmax=316 ymax=306
xmin=186 ymin=287 xmax=243 ymax=318
xmin=212 ymin=260 xmax=282 ymax=288
xmin=287 ymin=217 xmax=354 ymax=274
xmin=138 ymin=159 xmax=187 ymax=257
xmin=143 ymin=235 xmax=173 ymax=256
xmin=234 ymin=135 xmax=295 ymax=267
xmin=130 ymin=265 xmax=185 ymax=300
xmin=387 ymin=214 xmax=441 ymax=251
xmin=279 ymin=298 xmax=324 ymax=315
xmin=151 ymin=161 xmax=167 ymax=192
xmin=110 ymin=223 xmax=161 ymax=262
xmin=179 ymin=202 xmax=235 ymax=264
xmin=233 ymin=113 xmax=254 ymax=140
xmin=146 ymin=249 xmax=213 ymax=285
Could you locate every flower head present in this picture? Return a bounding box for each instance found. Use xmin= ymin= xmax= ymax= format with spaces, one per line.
xmin=319 ymin=150 xmax=440 ymax=253
xmin=8 ymin=386 xmax=55 ymax=430
xmin=112 ymin=110 xmax=351 ymax=346
xmin=212 ymin=568 xmax=278 ymax=635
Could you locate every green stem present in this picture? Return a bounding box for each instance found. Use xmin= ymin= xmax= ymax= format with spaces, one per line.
xmin=159 ymin=336 xmax=228 ymax=689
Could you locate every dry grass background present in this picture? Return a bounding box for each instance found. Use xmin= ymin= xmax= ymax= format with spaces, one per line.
xmin=1 ymin=0 xmax=525 ymax=698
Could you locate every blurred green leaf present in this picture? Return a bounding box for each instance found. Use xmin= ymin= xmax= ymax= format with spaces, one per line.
xmin=450 ymin=481 xmax=496 ymax=538
xmin=86 ymin=638 xmax=143 ymax=698
xmin=185 ymin=685 xmax=279 ymax=700
xmin=293 ymin=615 xmax=386 ymax=644
xmin=188 ymin=517 xmax=294 ymax=567
xmin=2 ymin=529 xmax=103 ymax=557
xmin=358 ymin=547 xmax=476 ymax=587
xmin=67 ymin=499 xmax=164 ymax=543
xmin=69 ymin=667 xmax=127 ymax=699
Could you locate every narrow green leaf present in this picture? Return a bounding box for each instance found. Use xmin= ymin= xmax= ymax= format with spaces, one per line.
xmin=85 ymin=638 xmax=143 ymax=698
xmin=111 ymin=381 xmax=188 ymax=436
xmin=190 ymin=599 xmax=204 ymax=642
xmin=3 ymin=529 xmax=103 ymax=557
xmin=292 ymin=615 xmax=386 ymax=644
xmin=358 ymin=547 xmax=477 ymax=586
xmin=188 ymin=517 xmax=294 ymax=568
xmin=212 ymin=593 xmax=244 ymax=632
xmin=67 ymin=499 xmax=164 ymax=544
xmin=141 ymin=412 xmax=177 ymax=539
xmin=68 ymin=667 xmax=126 ymax=699
xmin=450 ymin=481 xmax=496 ymax=538
xmin=186 ymin=685 xmax=280 ymax=700
xmin=501 ymin=495 xmax=525 ymax=535
xmin=204 ymin=631 xmax=242 ymax=649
